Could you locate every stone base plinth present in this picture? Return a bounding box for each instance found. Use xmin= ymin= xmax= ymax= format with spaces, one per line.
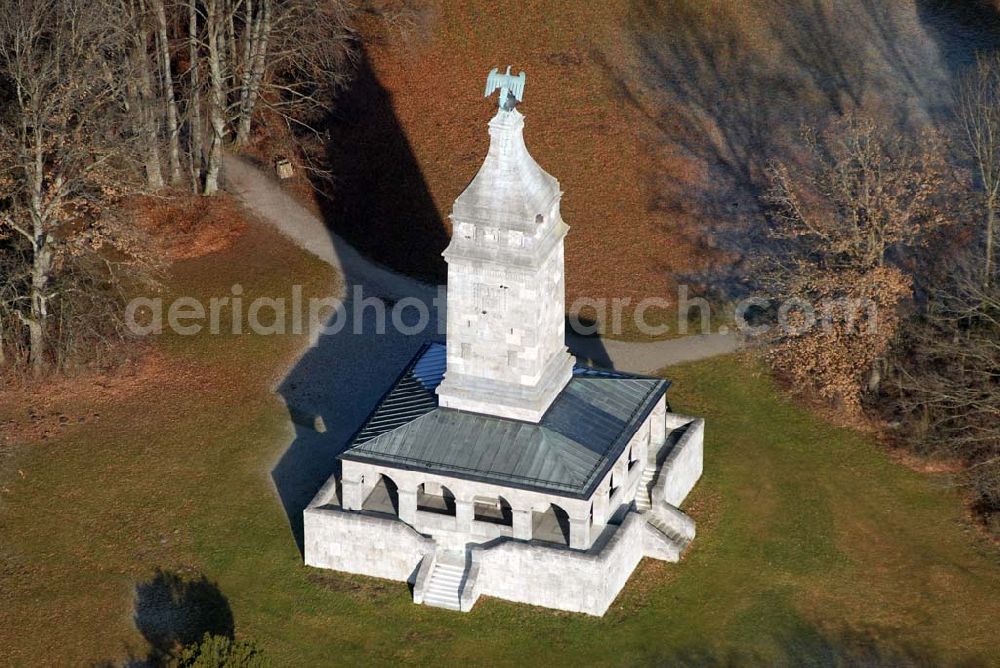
xmin=436 ymin=349 xmax=574 ymax=422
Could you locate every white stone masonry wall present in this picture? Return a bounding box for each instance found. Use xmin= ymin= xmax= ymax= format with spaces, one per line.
xmin=472 ymin=512 xmax=647 ymax=616
xmin=303 ymin=506 xmax=435 ymax=582
xmin=657 ymin=417 xmax=704 ymax=507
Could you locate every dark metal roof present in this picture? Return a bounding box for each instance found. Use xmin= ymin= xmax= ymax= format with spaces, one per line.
xmin=340 ymin=343 xmax=670 ymax=499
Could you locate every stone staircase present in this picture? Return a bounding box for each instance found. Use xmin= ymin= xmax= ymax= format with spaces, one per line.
xmin=643 ymin=501 xmax=696 ymax=562
xmin=420 ymin=551 xmax=467 ymax=611
xmin=634 ymin=464 xmax=658 ymax=512
xmin=647 ymin=509 xmax=692 ymax=551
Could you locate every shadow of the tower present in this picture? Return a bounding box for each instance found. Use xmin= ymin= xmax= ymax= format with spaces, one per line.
xmin=272 ymin=46 xmax=449 ymax=554
xmin=313 ymin=44 xmax=450 ymax=284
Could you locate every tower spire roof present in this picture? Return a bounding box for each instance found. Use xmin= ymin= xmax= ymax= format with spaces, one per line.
xmin=452 ymin=65 xmax=560 ymax=234
xmin=451 ymin=108 xmax=561 ymax=233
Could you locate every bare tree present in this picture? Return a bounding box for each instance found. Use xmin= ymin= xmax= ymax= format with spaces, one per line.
xmin=0 ymin=0 xmax=146 ymax=376
xmin=766 ymin=117 xmax=949 ymax=273
xmin=955 ymin=52 xmax=1000 ymax=287
xmin=132 ymin=0 xmax=356 ymax=194
xmin=202 ymin=0 xmax=226 ymax=195
xmin=233 ymin=0 xmax=271 ymax=147
xmin=758 ymin=115 xmax=951 ymax=412
xmin=123 ymin=0 xmax=167 ymax=191
xmin=257 ymin=0 xmax=356 ymax=135
xmin=152 ymin=0 xmax=183 ymax=184
xmin=0 ymin=0 xmax=354 ymax=375
xmin=187 ymin=0 xmax=204 ymax=191
xmin=0 ymin=237 xmax=28 ymax=370
xmin=0 ymin=0 xmax=357 ymax=373
xmin=883 ymin=254 xmax=1000 ymax=525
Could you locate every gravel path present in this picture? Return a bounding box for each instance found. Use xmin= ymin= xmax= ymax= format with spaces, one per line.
xmin=223 ymin=154 xmax=436 ymax=304
xmin=223 ymin=154 xmax=740 ymax=375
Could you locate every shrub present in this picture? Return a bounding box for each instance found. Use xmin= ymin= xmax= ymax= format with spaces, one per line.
xmin=176 ymin=633 xmax=268 ymax=668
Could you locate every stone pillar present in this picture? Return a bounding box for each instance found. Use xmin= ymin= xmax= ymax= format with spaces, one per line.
xmin=592 ymin=488 xmax=609 ymax=530
xmin=456 ymin=498 xmax=474 ymax=532
xmin=638 ymin=429 xmax=650 ymax=467
xmin=398 ymin=487 xmax=417 ymax=524
xmin=650 ymin=398 xmax=667 ymax=448
xmin=569 ymin=515 xmax=591 ymax=550
xmin=512 ymin=509 xmax=533 ymax=540
xmin=639 ymin=421 xmax=651 ymax=460
xmin=341 ymin=475 xmax=364 ymax=511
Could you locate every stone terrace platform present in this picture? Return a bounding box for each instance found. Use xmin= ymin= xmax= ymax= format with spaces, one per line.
xmin=304 ymin=382 xmax=704 ymax=615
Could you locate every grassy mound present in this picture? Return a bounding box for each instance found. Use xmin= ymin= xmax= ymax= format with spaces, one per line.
xmin=0 ymin=217 xmax=997 ymax=664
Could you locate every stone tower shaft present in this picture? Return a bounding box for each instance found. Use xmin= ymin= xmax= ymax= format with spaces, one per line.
xmin=435 ymin=106 xmax=575 ymax=422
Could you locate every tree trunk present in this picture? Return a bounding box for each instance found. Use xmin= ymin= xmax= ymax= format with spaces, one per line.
xmin=226 ymin=0 xmax=239 ymax=75
xmin=239 ymin=0 xmax=255 ymax=92
xmin=233 ymin=0 xmax=255 ymax=140
xmin=867 ymin=358 xmax=883 ymax=394
xmin=23 ymin=128 xmax=53 ymax=377
xmin=188 ymin=0 xmax=203 ymax=192
xmin=986 ymin=198 xmax=995 ymax=287
xmin=0 ymin=315 xmax=6 ymax=369
xmin=136 ymin=16 xmax=165 ymax=191
xmin=203 ymin=0 xmax=226 ymax=195
xmin=234 ymin=0 xmax=269 ymax=148
xmin=153 ymin=0 xmax=182 ymax=184
xmin=27 ymin=242 xmax=53 ymax=378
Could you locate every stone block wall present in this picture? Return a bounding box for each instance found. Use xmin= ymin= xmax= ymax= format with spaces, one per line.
xmin=657 ymin=417 xmax=704 ymax=507
xmin=304 ymin=488 xmax=698 ymax=615
xmin=436 ymin=245 xmax=574 ymax=422
xmin=472 ymin=513 xmax=647 ymax=616
xmin=303 ymin=506 xmax=435 ymax=582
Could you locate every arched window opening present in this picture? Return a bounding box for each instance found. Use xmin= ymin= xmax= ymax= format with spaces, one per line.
xmin=474 ymin=496 xmax=513 ymax=526
xmin=531 ymin=503 xmax=570 ymax=546
xmin=362 ymin=473 xmax=399 ymax=516
xmin=417 ymin=482 xmax=456 ymax=516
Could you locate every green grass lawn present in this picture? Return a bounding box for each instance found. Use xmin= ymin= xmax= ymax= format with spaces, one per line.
xmin=1 ymin=223 xmax=997 ymax=666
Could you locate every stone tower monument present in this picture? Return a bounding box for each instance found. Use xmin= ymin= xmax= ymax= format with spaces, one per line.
xmin=304 ymin=68 xmax=706 ymax=615
xmin=435 ymin=68 xmax=575 ymax=422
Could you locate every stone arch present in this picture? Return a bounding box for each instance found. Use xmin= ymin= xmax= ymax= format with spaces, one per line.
xmin=532 ymin=502 xmax=570 ymax=546
xmin=362 ymin=472 xmax=399 ymax=516
xmin=416 ymin=482 xmax=457 ymax=516
xmin=473 ymin=495 xmax=513 ymax=526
